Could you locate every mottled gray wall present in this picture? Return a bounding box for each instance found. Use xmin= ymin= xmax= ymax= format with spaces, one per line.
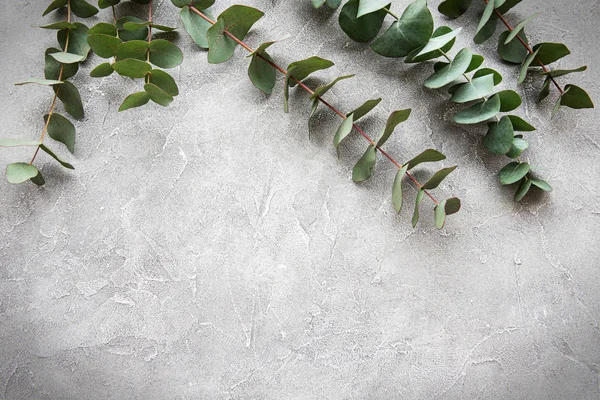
xmin=1 ymin=0 xmax=599 ymax=399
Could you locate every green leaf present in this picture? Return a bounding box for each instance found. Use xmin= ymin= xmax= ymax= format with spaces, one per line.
xmin=41 ymin=22 xmax=78 ymax=30
xmin=88 ymin=34 xmax=123 ymax=58
xmin=540 ymin=66 xmax=587 ymax=78
xmin=352 ymin=145 xmax=377 ymax=182
xmin=530 ymin=177 xmax=552 ymax=191
xmin=538 ymin=77 xmax=551 ymax=103
xmin=43 ymin=0 xmax=67 ymax=16
xmin=45 ymin=48 xmax=78 ymax=80
xmin=496 ymin=0 xmax=523 ymax=14
xmin=180 ymin=6 xmax=213 ymax=49
xmin=438 ymin=0 xmax=473 ymax=18
xmin=518 ymin=48 xmax=540 ymax=84
xmin=55 ymin=81 xmax=84 ymax=119
xmin=423 ymin=166 xmax=456 ymax=189
xmin=507 ymin=115 xmax=535 ymax=131
xmin=58 ymin=23 xmax=91 ymax=59
xmin=286 ymin=56 xmax=335 ymax=87
xmin=499 ymin=162 xmax=530 ymax=185
xmin=466 ymin=54 xmax=485 ymax=73
xmin=117 ymin=17 xmax=148 ymax=42
xmin=415 ymin=27 xmax=462 ymax=57
xmin=560 ymin=84 xmax=594 ymax=109
xmin=326 ymin=0 xmax=342 ymax=9
xmin=339 ymin=0 xmax=387 ymax=43
xmin=171 ymin=0 xmax=215 ymax=8
xmin=532 ymin=42 xmax=570 ymax=65
xmin=497 ymin=90 xmax=522 ymax=112
xmin=15 ymin=78 xmax=63 ymax=86
xmin=206 ymin=19 xmax=235 ymax=64
xmin=112 ymin=59 xmax=152 ymax=78
xmin=483 ymin=116 xmax=514 ymax=155
xmin=149 ymin=70 xmax=179 ymax=96
xmin=412 ymin=188 xmax=425 ymax=228
xmin=0 ymin=139 xmax=41 ymax=147
xmin=216 ymin=5 xmax=264 ymax=42
xmin=514 ymin=178 xmax=531 ymax=201
xmin=45 ymin=113 xmax=75 ymax=153
xmin=333 ymin=114 xmax=355 ymax=157
xmin=450 ymin=74 xmax=495 ymax=103
xmin=98 ymin=0 xmax=121 ymax=9
xmin=476 ymin=0 xmax=498 ymax=36
xmin=506 ymin=137 xmax=528 ymax=158
xmin=90 ymin=62 xmax=114 ymax=77
xmin=376 ymin=109 xmax=411 ymax=147
xmin=88 ymin=22 xmax=118 ymax=36
xmin=50 ymin=52 xmax=86 ymax=64
xmin=6 ymin=163 xmax=41 ymax=184
xmin=148 ymin=40 xmax=183 ymax=68
xmin=474 ymin=13 xmax=497 ymax=44
xmin=347 ymin=98 xmax=382 ymax=121
xmin=434 ymin=199 xmax=447 ymax=229
xmin=371 ymin=0 xmax=434 ymax=57
xmin=357 ymin=0 xmax=391 ymax=17
xmin=472 ymin=68 xmax=502 ymax=86
xmin=424 ymin=47 xmax=472 ymax=89
xmin=248 ymin=42 xmax=277 ymax=95
xmin=115 ymin=40 xmax=148 ymax=61
xmin=40 ymin=144 xmax=74 ymax=169
xmin=71 ymin=0 xmax=99 ymax=18
xmin=311 ymin=75 xmax=355 ymax=99
xmin=406 ymin=26 xmax=457 ymax=63
xmin=453 ymin=94 xmax=501 ymax=124
xmin=144 ymin=83 xmax=174 ymax=106
xmin=445 ymin=198 xmax=461 ymax=215
xmin=392 ymin=165 xmax=408 ymax=213
xmin=498 ymin=30 xmax=529 ymax=64
xmin=504 ymin=13 xmax=539 ymax=44
xmin=312 ymin=0 xmax=327 ymax=8
xmin=405 ymin=149 xmax=446 ymax=170
xmin=119 ymin=92 xmax=151 ymax=111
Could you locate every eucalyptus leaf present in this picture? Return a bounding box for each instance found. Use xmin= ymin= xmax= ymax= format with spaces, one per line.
xmin=352 ymin=145 xmax=377 ymax=182
xmin=45 ymin=48 xmax=78 ymax=80
xmin=55 ymin=81 xmax=84 ymax=119
xmin=0 ymin=139 xmax=41 ymax=147
xmin=117 ymin=17 xmax=148 ymax=42
xmin=472 ymin=68 xmax=502 ymax=86
xmin=119 ymin=92 xmax=151 ymax=112
xmin=71 ymin=0 xmax=99 ymax=18
xmin=412 ymin=188 xmax=425 ymax=228
xmin=248 ymin=43 xmax=277 ymax=95
xmin=50 ymin=52 xmax=86 ymax=64
xmin=6 ymin=163 xmax=41 ymax=184
xmin=498 ymin=30 xmax=529 ymax=64
xmin=41 ymin=22 xmax=78 ymax=30
xmin=348 ymin=98 xmax=382 ymax=121
xmin=371 ymin=0 xmax=434 ymax=57
xmin=405 ymin=149 xmax=446 ymax=170
xmin=450 ymin=74 xmax=495 ymax=103
xmin=45 ymin=113 xmax=75 ymax=153
xmin=532 ymin=42 xmax=570 ymax=65
xmin=286 ymin=56 xmax=334 ymax=89
xmin=171 ymin=0 xmax=215 ymax=8
xmin=112 ymin=59 xmax=152 ymax=78
xmin=333 ymin=114 xmax=355 ymax=157
xmin=15 ymin=78 xmax=63 ymax=86
xmin=438 ymin=0 xmax=473 ymax=18
xmin=466 ymin=54 xmax=485 ymax=73
xmin=392 ymin=165 xmax=408 ymax=213
xmin=90 ymin=62 xmax=114 ymax=77
xmin=423 ymin=166 xmax=456 ymax=190
xmin=506 ymin=137 xmax=529 ymax=158
xmin=483 ymin=116 xmax=514 ymax=155
xmin=149 ymin=70 xmax=179 ymax=96
xmin=434 ymin=199 xmax=447 ymax=229
xmin=445 ymin=198 xmax=461 ymax=215
xmin=339 ymin=0 xmax=388 ymax=43
xmin=560 ymin=84 xmax=594 ymax=109
xmin=43 ymin=0 xmax=68 ymax=16
xmin=518 ymin=48 xmax=539 ymax=84
xmin=180 ymin=6 xmax=213 ymax=49
xmin=530 ymin=177 xmax=552 ymax=191
xmin=88 ymin=34 xmax=123 ymax=58
xmin=88 ymin=22 xmax=117 ymax=36
xmin=507 ymin=115 xmax=535 ymax=131
xmin=415 ymin=27 xmax=462 ymax=57
xmin=148 ymin=40 xmax=184 ymax=68
xmin=504 ymin=13 xmax=539 ymax=44
xmin=58 ymin=23 xmax=91 ymax=59
xmin=474 ymin=13 xmax=497 ymax=44
xmin=144 ymin=83 xmax=174 ymax=106
xmin=376 ymin=109 xmax=411 ymax=147
xmin=40 ymin=144 xmax=74 ymax=169
xmin=499 ymin=161 xmax=530 ymax=185
xmin=116 ymin=40 xmax=149 ymax=61
xmin=514 ymin=178 xmax=531 ymax=201
xmin=357 ymin=0 xmax=391 ymax=17
xmin=476 ymin=0 xmax=498 ymax=36
xmin=538 ymin=77 xmax=551 ymax=103
xmin=453 ymin=94 xmax=501 ymax=124
xmin=406 ymin=26 xmax=456 ymax=63
xmin=497 ymin=90 xmax=522 ymax=112
xmin=424 ymin=48 xmax=472 ymax=89
xmin=311 ymin=75 xmax=355 ymax=99
xmin=540 ymin=66 xmax=587 ymax=78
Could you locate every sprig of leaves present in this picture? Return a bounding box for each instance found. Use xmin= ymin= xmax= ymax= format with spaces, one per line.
xmin=173 ymin=1 xmax=461 ymax=229
xmin=2 ymin=0 xmax=98 ymax=185
xmin=330 ymin=0 xmax=551 ymax=202
xmin=437 ymin=0 xmax=594 ymax=115
xmin=88 ymin=0 xmax=183 ymax=111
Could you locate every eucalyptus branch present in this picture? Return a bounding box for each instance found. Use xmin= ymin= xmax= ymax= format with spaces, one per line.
xmin=88 ymin=0 xmax=183 ymax=111
xmin=330 ymin=0 xmax=552 ymax=201
xmin=175 ymin=1 xmax=462 ymax=229
xmin=2 ymin=0 xmax=99 ymax=185
xmin=437 ymin=0 xmax=594 ymax=115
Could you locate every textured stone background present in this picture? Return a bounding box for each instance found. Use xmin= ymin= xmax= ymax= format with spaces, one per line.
xmin=1 ymin=0 xmax=599 ymax=398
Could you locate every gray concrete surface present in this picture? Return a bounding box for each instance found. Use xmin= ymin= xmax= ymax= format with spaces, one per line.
xmin=1 ymin=0 xmax=599 ymax=398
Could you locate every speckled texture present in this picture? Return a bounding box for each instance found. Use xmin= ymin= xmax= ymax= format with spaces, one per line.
xmin=1 ymin=0 xmax=599 ymax=398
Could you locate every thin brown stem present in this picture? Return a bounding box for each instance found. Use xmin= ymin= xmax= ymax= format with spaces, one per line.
xmin=484 ymin=0 xmax=564 ymax=95
xmin=31 ymin=0 xmax=71 ymax=165
xmin=189 ymin=6 xmax=439 ymax=204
